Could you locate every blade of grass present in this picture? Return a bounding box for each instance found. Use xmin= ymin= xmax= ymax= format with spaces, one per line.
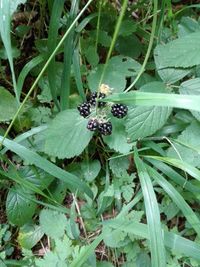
xmin=0 ymin=0 xmax=19 ymax=104
xmin=145 ymin=155 xmax=200 ymax=183
xmin=73 ymin=46 xmax=85 ymax=101
xmin=47 ymin=0 xmax=64 ymax=110
xmin=147 ymin=158 xmax=200 ymax=194
xmin=134 ymin=148 xmax=166 ymax=267
xmin=17 ymin=55 xmax=44 ymax=99
xmin=60 ymin=0 xmax=79 ymax=110
xmin=0 ymin=135 xmax=93 ymax=198
xmin=1 ymin=0 xmax=94 ymax=145
xmin=104 ymin=91 xmax=200 ymax=112
xmin=148 ymin=165 xmax=200 ymax=237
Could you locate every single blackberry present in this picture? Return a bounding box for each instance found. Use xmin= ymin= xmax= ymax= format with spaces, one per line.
xmin=87 ymin=92 xmax=106 ymax=107
xmin=111 ymin=104 xmax=128 ymax=118
xmin=98 ymin=121 xmax=112 ymax=136
xmin=77 ymin=102 xmax=91 ymax=118
xmin=87 ymin=119 xmax=99 ymax=131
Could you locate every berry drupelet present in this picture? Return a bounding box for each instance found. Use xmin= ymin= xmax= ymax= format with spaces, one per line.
xmin=111 ymin=104 xmax=128 ymax=118
xmin=98 ymin=121 xmax=112 ymax=136
xmin=77 ymin=102 xmax=91 ymax=118
xmin=87 ymin=119 xmax=99 ymax=131
xmin=87 ymin=92 xmax=106 ymax=107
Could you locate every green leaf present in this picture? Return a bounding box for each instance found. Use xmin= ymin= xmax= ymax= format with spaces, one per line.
xmin=0 ymin=87 xmax=18 ymax=122
xmin=18 ymin=224 xmax=44 ymax=249
xmin=6 ymin=186 xmax=37 ymax=226
xmin=154 ymin=44 xmax=190 ymax=84
xmin=167 ymin=122 xmax=200 ymax=167
xmin=19 ymin=166 xmax=54 ymax=190
xmin=145 ymin=155 xmax=200 ymax=183
xmin=134 ymin=149 xmax=166 ymax=267
xmin=179 ymin=78 xmax=200 ymax=121
xmin=126 ymin=82 xmax=171 ymax=140
xmin=154 ymin=32 xmax=200 ymax=68
xmin=103 ymin=118 xmax=133 ymax=153
xmin=39 ymin=209 xmax=67 ymax=239
xmin=147 ymin=166 xmax=200 ymax=237
xmin=81 ymin=160 xmax=101 ymax=182
xmin=0 ymin=135 xmax=93 ymax=198
xmin=88 ymin=55 xmax=141 ymax=92
xmin=103 ymin=220 xmax=200 ymax=261
xmin=45 ymin=110 xmax=93 ymax=159
xmin=115 ymin=35 xmax=142 ymax=58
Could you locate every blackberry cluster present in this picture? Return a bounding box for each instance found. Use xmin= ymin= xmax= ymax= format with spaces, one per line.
xmin=111 ymin=104 xmax=128 ymax=118
xmin=77 ymin=86 xmax=128 ymax=136
xmin=87 ymin=119 xmax=112 ymax=135
xmin=87 ymin=92 xmax=106 ymax=107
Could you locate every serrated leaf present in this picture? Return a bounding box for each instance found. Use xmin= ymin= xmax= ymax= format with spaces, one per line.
xmin=179 ymin=78 xmax=200 ymax=120
xmin=126 ymin=82 xmax=171 ymax=141
xmin=103 ymin=118 xmax=133 ymax=154
xmin=88 ymin=55 xmax=141 ymax=92
xmin=45 ymin=110 xmax=93 ymax=159
xmin=0 ymin=87 xmax=18 ymax=122
xmin=39 ymin=209 xmax=67 ymax=239
xmin=18 ymin=224 xmax=44 ymax=249
xmin=154 ymin=32 xmax=200 ymax=68
xmin=167 ymin=121 xmax=200 ymax=167
xmin=6 ymin=186 xmax=37 ymax=226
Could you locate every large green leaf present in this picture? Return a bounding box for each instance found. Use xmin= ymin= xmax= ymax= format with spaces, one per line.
xmin=154 ymin=32 xmax=200 ymax=68
xmin=126 ymin=82 xmax=171 ymax=141
xmin=6 ymin=186 xmax=37 ymax=226
xmin=179 ymin=78 xmax=200 ymax=121
xmin=87 ymin=55 xmax=141 ymax=92
xmin=134 ymin=150 xmax=166 ymax=267
xmin=167 ymin=122 xmax=200 ymax=167
xmin=45 ymin=109 xmax=93 ymax=159
xmin=103 ymin=117 xmax=133 ymax=153
xmin=0 ymin=87 xmax=18 ymax=122
xmin=0 ymin=135 xmax=93 ymax=198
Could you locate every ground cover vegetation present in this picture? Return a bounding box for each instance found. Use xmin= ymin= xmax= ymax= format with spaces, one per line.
xmin=1 ymin=0 xmax=200 ymax=266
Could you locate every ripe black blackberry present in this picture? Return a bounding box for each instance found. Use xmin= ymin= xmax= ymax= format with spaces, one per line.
xmin=77 ymin=102 xmax=91 ymax=118
xmin=111 ymin=104 xmax=128 ymax=118
xmin=98 ymin=121 xmax=112 ymax=136
xmin=87 ymin=119 xmax=99 ymax=131
xmin=87 ymin=92 xmax=106 ymax=107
